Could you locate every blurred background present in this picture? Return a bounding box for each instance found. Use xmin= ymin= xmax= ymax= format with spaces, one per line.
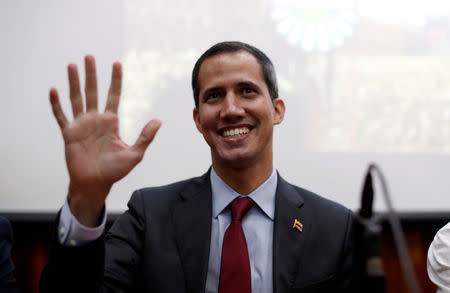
xmin=1 ymin=0 xmax=450 ymax=291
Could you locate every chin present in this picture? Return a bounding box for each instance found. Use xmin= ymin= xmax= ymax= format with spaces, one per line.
xmin=214 ymin=150 xmax=259 ymax=169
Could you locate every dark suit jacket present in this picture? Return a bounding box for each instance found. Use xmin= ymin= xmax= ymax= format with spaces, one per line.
xmin=40 ymin=172 xmax=358 ymax=293
xmin=0 ymin=216 xmax=18 ymax=293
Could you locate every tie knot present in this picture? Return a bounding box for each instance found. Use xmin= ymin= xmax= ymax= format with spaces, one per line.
xmin=231 ymin=197 xmax=254 ymax=221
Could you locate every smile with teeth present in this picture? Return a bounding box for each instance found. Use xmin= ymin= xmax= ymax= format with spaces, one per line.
xmin=222 ymin=127 xmax=250 ymax=138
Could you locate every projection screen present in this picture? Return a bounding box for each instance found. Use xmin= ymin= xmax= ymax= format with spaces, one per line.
xmin=1 ymin=0 xmax=449 ymax=213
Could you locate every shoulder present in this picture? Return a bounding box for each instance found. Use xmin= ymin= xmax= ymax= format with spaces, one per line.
xmin=0 ymin=216 xmax=11 ymax=228
xmin=0 ymin=217 xmax=13 ymax=240
xmin=0 ymin=217 xmax=16 ymax=290
xmin=427 ymin=222 xmax=450 ymax=289
xmin=138 ymin=172 xmax=209 ymax=196
xmin=276 ymin=174 xmax=354 ymax=237
xmin=126 ymin=172 xmax=210 ymax=211
xmin=278 ymin=174 xmax=352 ymax=217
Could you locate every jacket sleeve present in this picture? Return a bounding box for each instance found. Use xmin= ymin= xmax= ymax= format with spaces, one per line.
xmin=39 ymin=212 xmax=105 ymax=293
xmin=39 ymin=191 xmax=147 ymax=293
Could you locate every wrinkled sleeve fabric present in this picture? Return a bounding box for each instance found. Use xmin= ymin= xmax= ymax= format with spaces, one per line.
xmin=428 ymin=222 xmax=450 ymax=293
xmin=58 ymin=198 xmax=106 ymax=246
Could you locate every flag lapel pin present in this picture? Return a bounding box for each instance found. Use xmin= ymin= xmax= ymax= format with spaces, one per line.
xmin=293 ymin=219 xmax=303 ymax=232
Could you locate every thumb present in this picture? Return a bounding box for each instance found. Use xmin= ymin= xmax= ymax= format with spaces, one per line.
xmin=132 ymin=119 xmax=162 ymax=155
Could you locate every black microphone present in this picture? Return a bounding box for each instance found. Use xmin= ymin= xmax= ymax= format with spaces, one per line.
xmin=356 ymin=165 xmax=385 ymax=293
xmin=360 ymin=171 xmax=374 ymax=219
xmin=356 ymin=164 xmax=421 ymax=293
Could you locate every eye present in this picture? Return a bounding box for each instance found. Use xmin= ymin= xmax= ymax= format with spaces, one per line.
xmin=242 ymin=88 xmax=257 ymax=96
xmin=209 ymin=92 xmax=220 ymax=99
xmin=203 ymin=92 xmax=221 ymax=103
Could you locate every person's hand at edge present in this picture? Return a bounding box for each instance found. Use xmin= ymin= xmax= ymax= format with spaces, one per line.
xmin=49 ymin=55 xmax=161 ymax=227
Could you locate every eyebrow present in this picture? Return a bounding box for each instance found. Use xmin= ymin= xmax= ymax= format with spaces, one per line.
xmin=202 ymin=80 xmax=261 ymax=98
xmin=202 ymin=86 xmax=222 ymax=98
xmin=237 ymin=81 xmax=259 ymax=89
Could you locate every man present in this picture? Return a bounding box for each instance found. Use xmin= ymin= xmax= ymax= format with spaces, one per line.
xmin=40 ymin=41 xmax=357 ymax=292
xmin=427 ymin=222 xmax=450 ymax=292
xmin=0 ymin=216 xmax=18 ymax=293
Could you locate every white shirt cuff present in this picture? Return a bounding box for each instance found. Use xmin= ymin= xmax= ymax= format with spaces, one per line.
xmin=58 ymin=198 xmax=106 ymax=247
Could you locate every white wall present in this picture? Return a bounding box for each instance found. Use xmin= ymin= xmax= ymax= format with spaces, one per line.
xmin=1 ymin=0 xmax=449 ymax=213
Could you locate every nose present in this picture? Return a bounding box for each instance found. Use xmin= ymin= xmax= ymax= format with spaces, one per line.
xmin=220 ymin=92 xmax=245 ymax=120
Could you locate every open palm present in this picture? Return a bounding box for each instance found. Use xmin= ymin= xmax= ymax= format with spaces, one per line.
xmin=50 ymin=55 xmax=161 ymax=226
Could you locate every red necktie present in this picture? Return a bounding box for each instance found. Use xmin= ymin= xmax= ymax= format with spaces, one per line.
xmin=219 ymin=197 xmax=254 ymax=293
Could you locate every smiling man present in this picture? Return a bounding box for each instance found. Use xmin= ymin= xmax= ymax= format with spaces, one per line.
xmin=40 ymin=41 xmax=358 ymax=293
xmin=193 ymin=48 xmax=285 ymax=195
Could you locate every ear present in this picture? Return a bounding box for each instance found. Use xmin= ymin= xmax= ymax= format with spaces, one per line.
xmin=272 ymin=98 xmax=285 ymax=125
xmin=193 ymin=107 xmax=203 ymax=133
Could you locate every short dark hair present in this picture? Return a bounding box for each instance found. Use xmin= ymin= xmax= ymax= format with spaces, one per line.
xmin=191 ymin=41 xmax=279 ymax=108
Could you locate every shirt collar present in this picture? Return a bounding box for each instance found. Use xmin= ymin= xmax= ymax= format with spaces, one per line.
xmin=210 ymin=167 xmax=277 ymax=220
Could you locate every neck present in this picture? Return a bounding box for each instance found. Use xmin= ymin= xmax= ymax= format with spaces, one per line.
xmin=212 ymin=158 xmax=273 ymax=195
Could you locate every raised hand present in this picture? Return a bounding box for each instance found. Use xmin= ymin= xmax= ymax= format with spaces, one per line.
xmin=50 ymin=55 xmax=161 ymax=227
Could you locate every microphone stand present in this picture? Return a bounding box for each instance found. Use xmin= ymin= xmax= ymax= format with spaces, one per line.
xmin=355 ymin=164 xmax=421 ymax=293
xmin=355 ymin=169 xmax=385 ymax=293
xmin=355 ymin=215 xmax=385 ymax=293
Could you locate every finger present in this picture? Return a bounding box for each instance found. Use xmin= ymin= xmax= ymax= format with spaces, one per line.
xmin=84 ymin=55 xmax=98 ymax=112
xmin=105 ymin=62 xmax=122 ymax=114
xmin=132 ymin=119 xmax=162 ymax=155
xmin=49 ymin=88 xmax=69 ymax=130
xmin=68 ymin=63 xmax=84 ymax=117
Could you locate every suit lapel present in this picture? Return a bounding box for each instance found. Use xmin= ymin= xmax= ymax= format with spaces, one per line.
xmin=173 ymin=173 xmax=212 ymax=293
xmin=273 ymin=175 xmax=306 ymax=293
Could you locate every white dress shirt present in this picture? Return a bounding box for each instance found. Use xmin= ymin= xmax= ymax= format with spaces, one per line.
xmin=206 ymin=168 xmax=276 ymax=293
